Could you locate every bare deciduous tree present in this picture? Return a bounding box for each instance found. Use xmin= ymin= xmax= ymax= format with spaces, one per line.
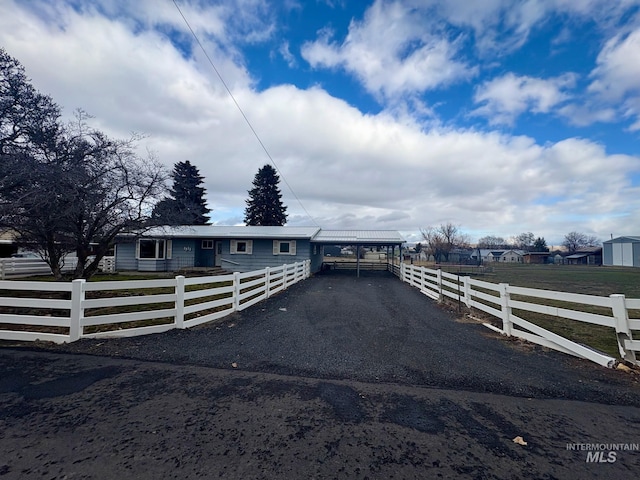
xmin=421 ymin=223 xmax=469 ymax=263
xmin=513 ymin=232 xmax=535 ymax=251
xmin=562 ymin=231 xmax=599 ymax=254
xmin=0 ymin=50 xmax=167 ymax=279
xmin=477 ymin=235 xmax=508 ymax=248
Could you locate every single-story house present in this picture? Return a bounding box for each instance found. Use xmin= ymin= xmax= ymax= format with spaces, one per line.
xmin=114 ymin=226 xmax=405 ymax=273
xmin=471 ymin=249 xmax=524 ymax=263
xmin=564 ymin=247 xmax=602 ymax=266
xmin=469 ymin=249 xmax=501 ymax=264
xmin=603 ymin=236 xmax=640 ymax=267
xmin=497 ymin=249 xmax=524 ymax=263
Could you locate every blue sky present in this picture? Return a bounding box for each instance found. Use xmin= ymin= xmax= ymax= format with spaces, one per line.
xmin=1 ymin=0 xmax=640 ymax=246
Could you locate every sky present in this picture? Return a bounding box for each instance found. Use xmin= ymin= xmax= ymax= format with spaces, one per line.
xmin=1 ymin=0 xmax=640 ymax=246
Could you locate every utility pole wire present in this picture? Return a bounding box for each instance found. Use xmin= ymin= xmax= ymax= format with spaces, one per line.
xmin=172 ymin=0 xmax=319 ymax=227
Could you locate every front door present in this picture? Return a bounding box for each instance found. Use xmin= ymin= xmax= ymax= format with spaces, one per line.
xmin=215 ymin=241 xmax=222 ymax=267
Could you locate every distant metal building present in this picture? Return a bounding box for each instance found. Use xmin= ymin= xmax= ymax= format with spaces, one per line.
xmin=603 ymin=236 xmax=640 ymax=267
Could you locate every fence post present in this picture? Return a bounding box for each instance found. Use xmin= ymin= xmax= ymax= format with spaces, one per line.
xmin=233 ymin=272 xmax=241 ymax=311
xmin=265 ymin=267 xmax=271 ymax=298
xmin=70 ymin=279 xmax=85 ymax=342
xmin=499 ymin=283 xmax=512 ymax=336
xmin=282 ymin=264 xmax=288 ymax=289
xmin=462 ymin=276 xmax=471 ymax=308
xmin=175 ymin=275 xmax=185 ymax=329
xmin=610 ymin=294 xmax=637 ymax=363
xmin=436 ymin=269 xmax=443 ymax=302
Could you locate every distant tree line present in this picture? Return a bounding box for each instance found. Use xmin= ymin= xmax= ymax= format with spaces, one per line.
xmin=418 ymin=223 xmax=600 ymax=263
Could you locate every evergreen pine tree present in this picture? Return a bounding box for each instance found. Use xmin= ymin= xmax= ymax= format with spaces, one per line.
xmin=244 ymin=164 xmax=287 ymax=226
xmin=152 ymin=160 xmax=210 ymax=225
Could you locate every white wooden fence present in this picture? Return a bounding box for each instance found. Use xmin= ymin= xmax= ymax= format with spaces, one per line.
xmin=0 ymin=256 xmax=116 ymax=279
xmin=0 ymin=260 xmax=310 ymax=344
xmin=396 ymin=263 xmax=640 ymax=368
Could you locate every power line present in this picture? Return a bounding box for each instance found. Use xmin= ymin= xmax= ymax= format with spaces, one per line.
xmin=171 ymin=0 xmax=319 ymax=227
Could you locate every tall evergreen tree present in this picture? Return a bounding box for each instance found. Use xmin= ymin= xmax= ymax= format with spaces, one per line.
xmin=244 ymin=164 xmax=287 ymax=226
xmin=152 ymin=160 xmax=210 ymax=225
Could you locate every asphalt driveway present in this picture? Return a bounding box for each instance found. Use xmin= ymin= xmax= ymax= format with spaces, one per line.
xmin=1 ymin=269 xmax=640 ymax=479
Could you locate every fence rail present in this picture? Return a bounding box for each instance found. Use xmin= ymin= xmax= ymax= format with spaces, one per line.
xmin=395 ymin=263 xmax=639 ymax=367
xmin=0 ymin=260 xmax=310 ymax=344
xmin=0 ymin=256 xmax=116 ymax=279
xmin=323 ymin=260 xmax=389 ymax=271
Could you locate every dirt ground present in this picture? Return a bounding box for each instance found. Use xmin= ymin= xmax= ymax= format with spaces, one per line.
xmin=1 ymin=270 xmax=640 ymax=479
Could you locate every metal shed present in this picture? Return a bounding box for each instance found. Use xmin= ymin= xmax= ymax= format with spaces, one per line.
xmin=603 ymin=236 xmax=640 ymax=267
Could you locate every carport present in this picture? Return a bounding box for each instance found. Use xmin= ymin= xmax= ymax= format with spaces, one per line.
xmin=311 ymin=229 xmax=405 ymax=277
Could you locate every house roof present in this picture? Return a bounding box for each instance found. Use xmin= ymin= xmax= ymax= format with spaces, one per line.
xmin=565 ymin=253 xmax=589 ymax=259
xmin=311 ymin=230 xmax=405 ymax=245
xmin=499 ymin=249 xmax=524 ymax=256
xmin=603 ymin=236 xmax=640 ymax=244
xmin=143 ymin=225 xmax=321 ymax=239
xmin=135 ymin=226 xmax=405 ymax=245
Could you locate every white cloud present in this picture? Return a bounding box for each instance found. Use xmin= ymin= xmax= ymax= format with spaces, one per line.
xmin=433 ymin=0 xmax=640 ymax=55
xmin=300 ymin=0 xmax=477 ymax=101
xmin=472 ymin=73 xmax=576 ymax=125
xmin=556 ymin=103 xmax=617 ymax=127
xmin=589 ymin=29 xmax=640 ymax=100
xmin=278 ymin=41 xmax=297 ymax=67
xmin=587 ymin=28 xmax=640 ymax=129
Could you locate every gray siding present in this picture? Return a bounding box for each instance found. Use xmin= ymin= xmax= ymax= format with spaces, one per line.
xmin=310 ymin=244 xmax=324 ymax=273
xmin=115 ymin=241 xmax=137 ymax=271
xmin=138 ymin=259 xmax=167 ymax=272
xmin=115 ymin=237 xmax=322 ymax=273
xmin=167 ymin=238 xmax=196 ymax=271
xmin=603 ymin=243 xmax=613 ymax=266
xmin=221 ymin=239 xmax=314 ymax=272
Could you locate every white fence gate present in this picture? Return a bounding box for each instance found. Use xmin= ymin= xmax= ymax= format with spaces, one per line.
xmin=0 ymin=260 xmax=310 ymax=344
xmin=395 ymin=263 xmax=640 ymax=368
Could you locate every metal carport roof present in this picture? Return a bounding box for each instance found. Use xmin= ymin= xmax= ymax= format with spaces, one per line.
xmin=311 ymin=230 xmax=405 ymax=245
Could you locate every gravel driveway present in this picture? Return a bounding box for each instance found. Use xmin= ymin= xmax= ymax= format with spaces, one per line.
xmin=1 ymin=269 xmax=640 ymax=479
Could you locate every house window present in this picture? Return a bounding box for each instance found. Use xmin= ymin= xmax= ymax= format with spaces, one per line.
xmin=202 ymin=240 xmax=214 ymax=249
xmin=138 ymin=239 xmax=165 ymax=259
xmin=230 ymin=240 xmax=252 ymax=254
xmin=273 ymin=240 xmax=296 ymax=255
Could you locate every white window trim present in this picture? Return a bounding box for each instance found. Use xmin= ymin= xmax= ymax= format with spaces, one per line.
xmin=230 ymin=239 xmax=253 ymax=255
xmin=202 ymin=239 xmax=214 ymax=249
xmin=136 ymin=239 xmax=167 ymax=260
xmin=273 ymin=240 xmax=296 ymax=256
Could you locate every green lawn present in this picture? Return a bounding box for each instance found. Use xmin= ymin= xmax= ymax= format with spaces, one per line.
xmin=480 ymin=263 xmax=640 ymax=298
xmin=467 ymin=264 xmax=640 ymax=359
